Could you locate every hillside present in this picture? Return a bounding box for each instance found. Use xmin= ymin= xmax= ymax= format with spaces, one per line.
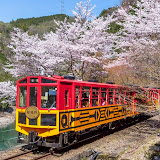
xmin=10 ymin=14 xmax=75 ymax=32
xmin=0 ymin=14 xmax=75 ymax=81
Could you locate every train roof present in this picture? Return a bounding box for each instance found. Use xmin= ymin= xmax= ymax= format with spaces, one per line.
xmin=17 ymin=75 xmax=160 ymax=91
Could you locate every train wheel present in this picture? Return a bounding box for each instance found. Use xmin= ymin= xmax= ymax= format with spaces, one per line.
xmin=120 ymin=118 xmax=127 ymax=127
xmin=49 ymin=147 xmax=54 ymax=155
xmin=126 ymin=117 xmax=132 ymax=125
xmin=109 ymin=122 xmax=117 ymax=130
xmin=49 ymin=148 xmax=63 ymax=156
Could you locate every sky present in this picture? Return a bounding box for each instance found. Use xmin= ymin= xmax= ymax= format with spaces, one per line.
xmin=0 ymin=0 xmax=121 ymax=23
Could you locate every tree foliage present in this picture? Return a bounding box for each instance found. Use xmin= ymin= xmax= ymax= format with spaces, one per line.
xmin=116 ymin=0 xmax=160 ymax=87
xmin=6 ymin=0 xmax=117 ymax=80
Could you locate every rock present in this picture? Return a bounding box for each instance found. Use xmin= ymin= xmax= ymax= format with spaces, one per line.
xmin=96 ymin=153 xmax=109 ymax=160
xmin=108 ymin=152 xmax=119 ymax=160
xmin=96 ymin=146 xmax=129 ymax=160
xmin=154 ymin=145 xmax=160 ymax=152
xmin=154 ymin=155 xmax=160 ymax=160
xmin=96 ymin=152 xmax=119 ymax=160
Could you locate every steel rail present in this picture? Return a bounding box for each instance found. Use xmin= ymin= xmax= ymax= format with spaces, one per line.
xmin=3 ymin=150 xmax=33 ymax=160
xmin=32 ymin=153 xmax=51 ymax=160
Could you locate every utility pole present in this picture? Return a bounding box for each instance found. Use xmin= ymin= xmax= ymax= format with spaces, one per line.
xmin=60 ymin=0 xmax=64 ymax=14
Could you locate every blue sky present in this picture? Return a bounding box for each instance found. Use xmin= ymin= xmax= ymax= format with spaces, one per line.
xmin=0 ymin=0 xmax=121 ymax=23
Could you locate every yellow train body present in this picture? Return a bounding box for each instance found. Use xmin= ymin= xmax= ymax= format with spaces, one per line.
xmin=16 ymin=104 xmax=137 ymax=137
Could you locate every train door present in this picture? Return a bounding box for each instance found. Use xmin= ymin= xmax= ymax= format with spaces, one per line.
xmin=61 ymin=83 xmax=72 ymax=110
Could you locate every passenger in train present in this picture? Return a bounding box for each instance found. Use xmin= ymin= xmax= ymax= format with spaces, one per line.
xmin=92 ymin=100 xmax=97 ymax=106
xmin=102 ymin=98 xmax=106 ymax=106
xmin=82 ymin=93 xmax=89 ymax=107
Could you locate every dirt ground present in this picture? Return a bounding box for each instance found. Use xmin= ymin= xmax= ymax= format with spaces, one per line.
xmin=0 ymin=115 xmax=160 ymax=160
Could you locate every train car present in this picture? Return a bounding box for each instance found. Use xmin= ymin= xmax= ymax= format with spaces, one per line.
xmin=16 ymin=75 xmax=160 ymax=149
xmin=133 ymin=86 xmax=160 ymax=113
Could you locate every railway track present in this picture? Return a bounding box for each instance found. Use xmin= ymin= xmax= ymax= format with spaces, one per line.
xmin=3 ymin=149 xmax=52 ymax=160
xmin=2 ymin=131 xmax=103 ymax=160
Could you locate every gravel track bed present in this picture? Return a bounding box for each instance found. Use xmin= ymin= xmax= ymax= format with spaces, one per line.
xmin=1 ymin=115 xmax=160 ymax=160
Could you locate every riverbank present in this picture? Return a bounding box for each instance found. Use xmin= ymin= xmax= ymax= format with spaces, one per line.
xmin=0 ymin=115 xmax=15 ymax=128
xmin=0 ymin=107 xmax=16 ymax=128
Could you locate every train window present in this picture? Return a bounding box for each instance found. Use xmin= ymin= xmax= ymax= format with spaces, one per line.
xmin=65 ymin=90 xmax=69 ymax=107
xmin=144 ymin=90 xmax=147 ymax=100
xmin=82 ymin=87 xmax=90 ymax=91
xmin=156 ymin=90 xmax=159 ymax=99
xmin=153 ymin=91 xmax=155 ymax=100
xmin=41 ymin=78 xmax=57 ymax=83
xmin=30 ymin=78 xmax=38 ymax=83
xmin=119 ymin=89 xmax=122 ymax=104
xmin=18 ymin=113 xmax=26 ymax=124
xmin=19 ymin=78 xmax=27 ymax=84
xmin=41 ymin=86 xmax=57 ymax=109
xmin=153 ymin=91 xmax=155 ymax=99
xmin=109 ymin=88 xmax=113 ymax=104
xmin=115 ymin=89 xmax=120 ymax=104
xmin=149 ymin=90 xmax=152 ymax=100
xmin=81 ymin=87 xmax=90 ymax=107
xmin=140 ymin=90 xmax=145 ymax=101
xmin=101 ymin=88 xmax=107 ymax=106
xmin=155 ymin=90 xmax=158 ymax=100
xmin=92 ymin=88 xmax=99 ymax=107
xmin=75 ymin=87 xmax=80 ymax=108
xmin=29 ymin=119 xmax=37 ymax=125
xmin=30 ymin=87 xmax=37 ymax=107
xmin=41 ymin=114 xmax=56 ymax=126
xmin=101 ymin=88 xmax=107 ymax=92
xmin=19 ymin=87 xmax=27 ymax=108
xmin=121 ymin=90 xmax=126 ymax=104
xmin=126 ymin=92 xmax=131 ymax=105
xmin=151 ymin=90 xmax=154 ymax=100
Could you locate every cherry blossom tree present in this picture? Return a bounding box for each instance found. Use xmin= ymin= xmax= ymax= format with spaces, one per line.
xmin=6 ymin=0 xmax=117 ymax=80
xmin=52 ymin=14 xmax=118 ymax=79
xmin=118 ymin=0 xmax=160 ymax=36
xmin=72 ymin=0 xmax=96 ymax=20
xmin=0 ymin=81 xmax=16 ymax=105
xmin=6 ymin=28 xmax=67 ymax=77
xmin=107 ymin=0 xmax=160 ymax=87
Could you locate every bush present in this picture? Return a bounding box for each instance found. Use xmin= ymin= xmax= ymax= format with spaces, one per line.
xmin=0 ymin=98 xmax=9 ymax=112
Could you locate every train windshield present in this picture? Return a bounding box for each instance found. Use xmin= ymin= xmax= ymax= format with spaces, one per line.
xmin=30 ymin=87 xmax=37 ymax=106
xmin=41 ymin=86 xmax=57 ymax=109
xmin=19 ymin=86 xmax=27 ymax=107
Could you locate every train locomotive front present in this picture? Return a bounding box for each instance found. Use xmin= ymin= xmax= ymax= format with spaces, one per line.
xmin=16 ymin=76 xmax=62 ymax=148
xmin=16 ymin=75 xmax=160 ymax=149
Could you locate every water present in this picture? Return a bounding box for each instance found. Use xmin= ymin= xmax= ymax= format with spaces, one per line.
xmin=0 ymin=122 xmax=18 ymax=151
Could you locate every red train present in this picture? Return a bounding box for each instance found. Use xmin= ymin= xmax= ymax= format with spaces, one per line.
xmin=16 ymin=75 xmax=160 ymax=149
